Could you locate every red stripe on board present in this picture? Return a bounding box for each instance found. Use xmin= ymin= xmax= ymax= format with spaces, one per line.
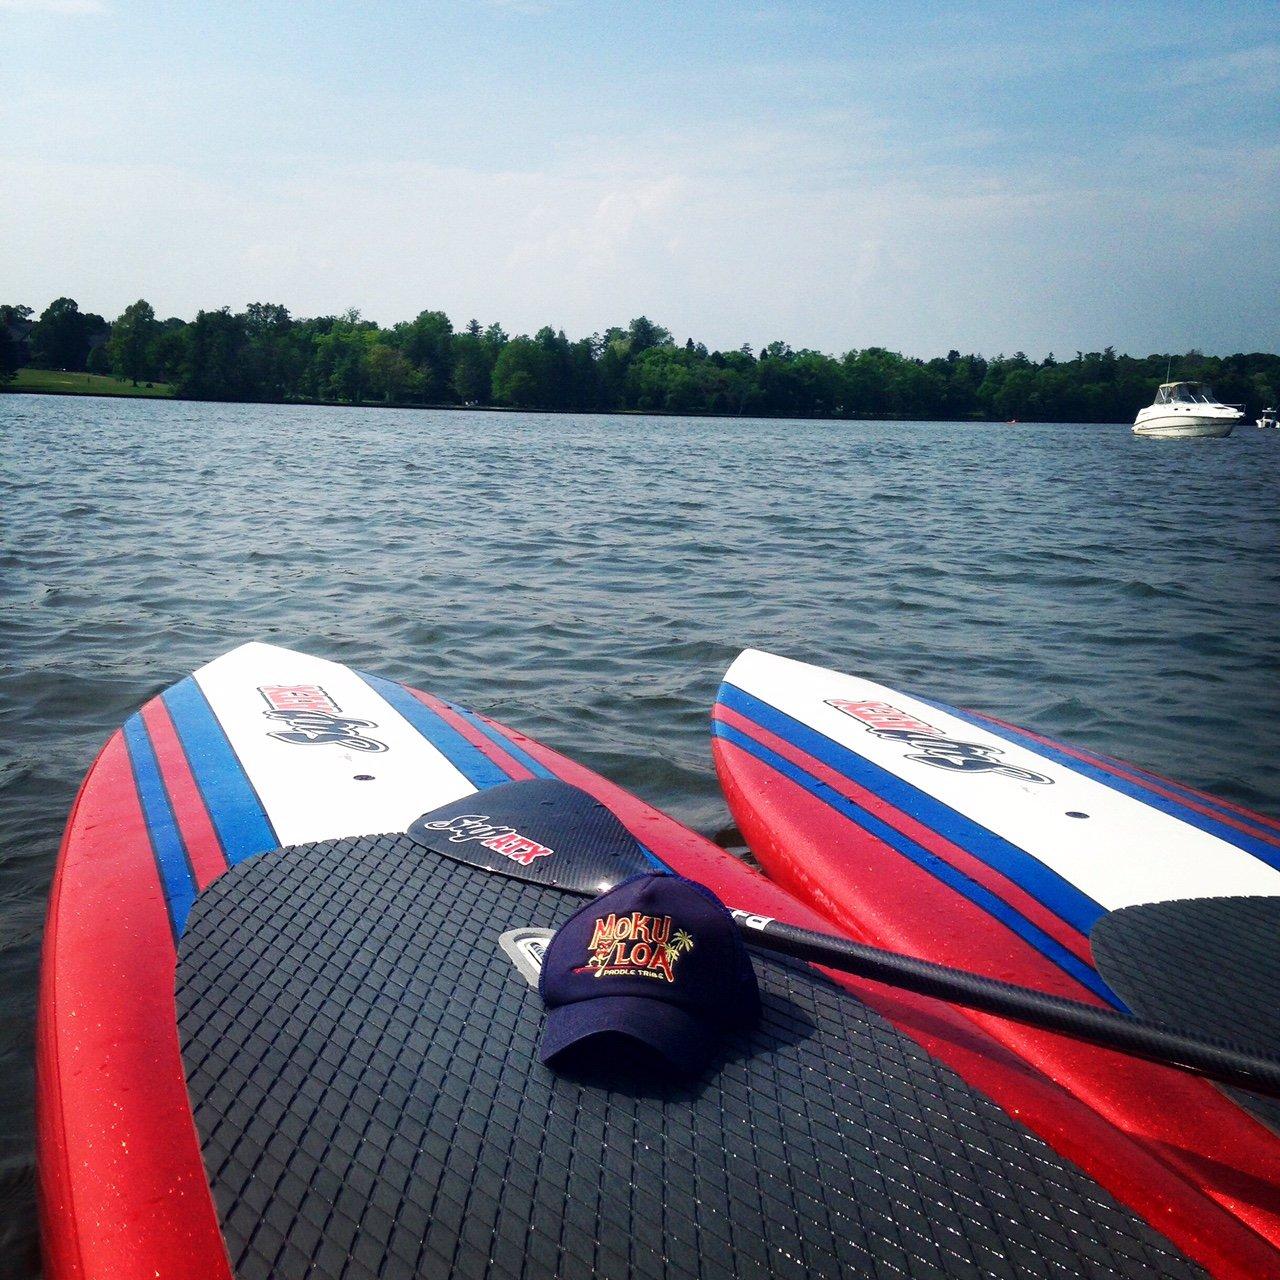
xmin=408 ymin=690 xmax=536 ymax=780
xmin=36 ymin=731 xmax=231 ymax=1280
xmin=980 ymin=711 xmax=1280 ymax=842
xmin=140 ymin=696 xmax=230 ymax=891
xmin=713 ymin=702 xmax=1097 ymax=974
xmin=714 ymin=733 xmax=1280 ymax=1267
xmin=498 ymin=715 xmax=1280 ymax=1277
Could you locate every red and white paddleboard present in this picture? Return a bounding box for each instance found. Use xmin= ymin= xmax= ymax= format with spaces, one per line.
xmin=35 ymin=643 xmax=1280 ymax=1280
xmin=713 ymin=648 xmax=1280 ymax=1260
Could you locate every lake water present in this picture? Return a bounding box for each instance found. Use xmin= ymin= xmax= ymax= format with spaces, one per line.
xmin=2 ymin=394 xmax=1278 ymax=1273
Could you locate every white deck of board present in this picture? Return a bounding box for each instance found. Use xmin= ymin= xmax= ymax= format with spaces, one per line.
xmin=193 ymin=643 xmax=477 ymax=847
xmin=724 ymin=649 xmax=1280 ymax=912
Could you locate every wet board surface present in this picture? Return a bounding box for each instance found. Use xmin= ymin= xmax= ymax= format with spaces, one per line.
xmin=178 ymin=830 xmax=1201 ymax=1280
xmin=712 ymin=648 xmax=1280 ymax=1258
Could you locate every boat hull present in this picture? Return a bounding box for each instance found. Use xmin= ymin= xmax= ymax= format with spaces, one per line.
xmin=1132 ymin=417 xmax=1234 ymax=438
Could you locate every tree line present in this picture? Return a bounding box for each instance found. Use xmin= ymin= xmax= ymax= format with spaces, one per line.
xmin=3 ymin=296 xmax=1277 ymax=422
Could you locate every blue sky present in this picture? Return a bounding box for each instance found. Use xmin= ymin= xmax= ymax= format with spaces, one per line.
xmin=3 ymin=0 xmax=1277 ymax=356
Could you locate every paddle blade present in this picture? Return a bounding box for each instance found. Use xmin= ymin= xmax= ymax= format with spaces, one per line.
xmin=1091 ymin=895 xmax=1280 ymax=1132
xmin=407 ymin=778 xmax=657 ymax=896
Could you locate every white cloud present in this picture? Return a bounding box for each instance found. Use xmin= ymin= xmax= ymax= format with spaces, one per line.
xmin=1160 ymin=43 xmax=1280 ymax=93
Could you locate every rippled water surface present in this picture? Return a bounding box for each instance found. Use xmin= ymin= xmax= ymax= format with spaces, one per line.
xmin=2 ymin=395 xmax=1279 ymax=1272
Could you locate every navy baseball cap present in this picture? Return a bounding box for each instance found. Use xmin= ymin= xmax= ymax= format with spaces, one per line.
xmin=538 ymin=873 xmax=761 ymax=1075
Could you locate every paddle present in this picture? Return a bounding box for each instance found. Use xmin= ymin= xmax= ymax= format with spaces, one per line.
xmin=407 ymin=778 xmax=1280 ymax=1100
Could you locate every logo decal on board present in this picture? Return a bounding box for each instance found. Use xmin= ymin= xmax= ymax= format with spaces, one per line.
xmin=417 ymin=813 xmax=555 ymax=867
xmin=258 ymin=684 xmax=388 ymax=753
xmin=827 ymin=699 xmax=1053 ymax=784
xmin=578 ymin=912 xmax=695 ymax=982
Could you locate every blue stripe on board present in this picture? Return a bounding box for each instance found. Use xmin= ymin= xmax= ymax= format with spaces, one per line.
xmin=162 ymin=677 xmax=278 ymax=864
xmin=122 ymin=713 xmax=198 ymax=935
xmin=719 ymin=683 xmax=1107 ymax=940
xmin=928 ymin=700 xmax=1280 ymax=875
xmin=713 ymin=718 xmax=1122 ymax=1006
xmin=635 ymin=843 xmax=670 ymax=871
xmin=440 ymin=700 xmax=557 ymax=780
xmin=358 ymin=673 xmax=514 ymax=790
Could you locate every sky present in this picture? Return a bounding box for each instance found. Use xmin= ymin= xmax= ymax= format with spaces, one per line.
xmin=2 ymin=0 xmax=1278 ymax=358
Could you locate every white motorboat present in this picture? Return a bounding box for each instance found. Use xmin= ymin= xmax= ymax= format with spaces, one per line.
xmin=1257 ymin=407 xmax=1278 ymax=429
xmin=1133 ymin=381 xmax=1242 ymax=438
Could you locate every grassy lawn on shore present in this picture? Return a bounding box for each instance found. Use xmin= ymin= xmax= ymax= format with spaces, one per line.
xmin=6 ymin=368 xmax=174 ymax=398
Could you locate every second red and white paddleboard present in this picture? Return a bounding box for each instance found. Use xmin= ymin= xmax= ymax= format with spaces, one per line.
xmin=713 ymin=647 xmax=1280 ymax=1254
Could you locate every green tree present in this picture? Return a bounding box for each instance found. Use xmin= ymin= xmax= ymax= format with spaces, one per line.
xmin=31 ymin=297 xmax=91 ymax=370
xmin=366 ymin=342 xmax=416 ymax=402
xmin=0 ymin=305 xmax=33 ymax=382
xmin=491 ymin=337 xmax=543 ymax=408
xmin=178 ymin=308 xmax=255 ymax=399
xmin=451 ymin=326 xmax=494 ymax=403
xmin=243 ymin=303 xmax=298 ymax=399
xmin=311 ymin=318 xmax=373 ymax=402
xmin=107 ymin=299 xmax=159 ymax=384
xmin=151 ymin=319 xmax=189 ymax=383
xmin=393 ymin=309 xmax=454 ymax=401
xmin=0 ymin=326 xmax=18 ymax=383
xmin=0 ymin=304 xmax=32 ymax=381
xmin=627 ymin=316 xmax=672 ymax=356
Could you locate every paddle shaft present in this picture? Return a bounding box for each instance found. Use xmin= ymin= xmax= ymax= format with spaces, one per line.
xmin=730 ymin=909 xmax=1280 ymax=1100
xmin=403 ymin=781 xmax=1280 ymax=1098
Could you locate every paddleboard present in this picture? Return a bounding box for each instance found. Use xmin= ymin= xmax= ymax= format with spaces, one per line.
xmin=712 ymin=648 xmax=1280 ymax=1265
xmin=35 ymin=643 xmax=1280 ymax=1278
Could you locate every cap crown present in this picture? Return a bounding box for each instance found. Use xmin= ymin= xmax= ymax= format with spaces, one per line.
xmin=541 ymin=874 xmax=759 ymax=1029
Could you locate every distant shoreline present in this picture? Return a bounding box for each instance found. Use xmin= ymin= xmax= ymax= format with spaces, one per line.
xmin=7 ymin=300 xmax=1277 ymax=424
xmin=0 ymin=382 xmax=1115 ymax=425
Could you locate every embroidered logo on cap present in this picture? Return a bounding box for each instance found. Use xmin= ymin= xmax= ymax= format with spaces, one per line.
xmin=581 ymin=912 xmax=695 ymax=982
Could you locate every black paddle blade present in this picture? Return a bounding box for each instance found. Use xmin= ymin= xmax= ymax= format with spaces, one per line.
xmin=407 ymin=778 xmax=657 ymax=896
xmin=1091 ymin=895 xmax=1280 ymax=1132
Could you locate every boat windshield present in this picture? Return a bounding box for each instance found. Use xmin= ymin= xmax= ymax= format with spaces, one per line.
xmin=1163 ymin=382 xmax=1219 ymax=405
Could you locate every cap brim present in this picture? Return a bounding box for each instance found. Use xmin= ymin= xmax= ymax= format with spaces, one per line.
xmin=540 ymin=995 xmax=716 ymax=1074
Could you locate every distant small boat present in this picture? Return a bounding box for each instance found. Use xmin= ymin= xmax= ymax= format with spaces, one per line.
xmin=1133 ymin=381 xmax=1242 ymax=438
xmin=1257 ymin=407 xmax=1278 ymax=429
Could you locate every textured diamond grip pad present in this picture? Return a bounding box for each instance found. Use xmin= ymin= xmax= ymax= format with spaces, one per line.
xmin=1092 ymin=894 xmax=1280 ymax=1134
xmin=177 ymin=834 xmax=1200 ymax=1280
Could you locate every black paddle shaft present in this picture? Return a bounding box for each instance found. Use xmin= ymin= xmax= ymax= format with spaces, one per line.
xmin=407 ymin=778 xmax=1280 ymax=1100
xmin=731 ymin=909 xmax=1280 ymax=1100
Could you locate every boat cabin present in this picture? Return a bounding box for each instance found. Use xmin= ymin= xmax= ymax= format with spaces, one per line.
xmin=1154 ymin=381 xmax=1221 ymax=405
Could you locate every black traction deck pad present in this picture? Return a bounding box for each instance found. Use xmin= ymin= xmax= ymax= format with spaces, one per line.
xmin=1092 ymin=894 xmax=1280 ymax=1134
xmin=177 ymin=834 xmax=1203 ymax=1280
